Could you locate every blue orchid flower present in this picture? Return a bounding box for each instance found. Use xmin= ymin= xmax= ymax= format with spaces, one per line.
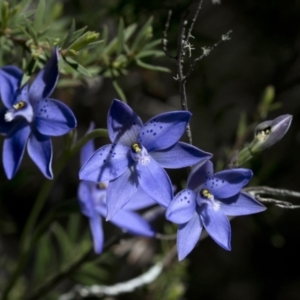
xmin=79 ymin=99 xmax=212 ymax=220
xmin=166 ymin=160 xmax=266 ymax=260
xmin=78 ymin=125 xmax=156 ymax=254
xmin=0 ymin=48 xmax=76 ymax=179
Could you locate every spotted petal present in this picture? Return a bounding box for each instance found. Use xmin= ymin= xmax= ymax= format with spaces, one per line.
xmin=29 ymin=48 xmax=59 ymax=103
xmin=166 ymin=189 xmax=197 ymax=224
xmin=79 ymin=144 xmax=129 ymax=182
xmin=205 ymin=168 xmax=252 ymax=199
xmin=187 ymin=160 xmax=214 ymax=191
xmin=106 ymin=167 xmax=139 ymax=220
xmin=138 ymin=111 xmax=191 ymax=152
xmin=199 ymin=204 xmax=231 ymax=250
xmin=137 ymin=156 xmax=173 ymax=208
xmin=27 ymin=129 xmax=53 ymax=179
xmin=108 ymin=99 xmax=143 ymax=147
xmin=34 ymin=98 xmax=76 ymax=136
xmin=150 ymin=142 xmax=212 ymax=169
xmin=177 ymin=213 xmax=202 ymax=261
xmin=219 ymin=192 xmax=266 ymax=216
xmin=0 ymin=66 xmax=22 ymax=108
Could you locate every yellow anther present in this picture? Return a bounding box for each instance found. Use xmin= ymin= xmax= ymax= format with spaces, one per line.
xmin=200 ymin=188 xmax=212 ymax=199
xmin=97 ymin=182 xmax=107 ymax=190
xmin=13 ymin=101 xmax=26 ymax=110
xmin=131 ymin=142 xmax=142 ymax=153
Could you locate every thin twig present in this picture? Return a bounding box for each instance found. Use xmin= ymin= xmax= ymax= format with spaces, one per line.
xmin=185 ymin=30 xmax=232 ymax=80
xmin=244 ymin=186 xmax=300 ymax=198
xmin=162 ymin=10 xmax=176 ymax=59
xmin=186 ymin=0 xmax=203 ymax=46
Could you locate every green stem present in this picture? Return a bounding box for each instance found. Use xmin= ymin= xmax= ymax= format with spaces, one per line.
xmin=2 ymin=129 xmax=108 ymax=300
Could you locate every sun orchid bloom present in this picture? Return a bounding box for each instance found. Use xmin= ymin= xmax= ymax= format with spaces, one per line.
xmin=0 ymin=48 xmax=76 ymax=179
xmin=79 ymin=99 xmax=212 ymax=220
xmin=78 ymin=125 xmax=156 ymax=254
xmin=166 ymin=160 xmax=266 ymax=260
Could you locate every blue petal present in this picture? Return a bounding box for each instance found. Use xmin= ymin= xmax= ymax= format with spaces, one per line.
xmin=79 ymin=144 xmax=129 ymax=182
xmin=0 ymin=66 xmax=22 ymax=108
xmin=123 ymin=187 xmax=157 ymax=210
xmin=2 ymin=120 xmax=30 ymax=179
xmin=137 ymin=156 xmax=173 ymax=208
xmin=29 ymin=48 xmax=59 ymax=103
xmin=219 ymin=192 xmax=266 ymax=216
xmin=150 ymin=142 xmax=212 ymax=169
xmin=0 ymin=107 xmax=15 ymax=134
xmin=138 ymin=111 xmax=191 ymax=152
xmin=80 ymin=122 xmax=96 ymax=167
xmin=108 ymin=99 xmax=143 ymax=147
xmin=199 ymin=205 xmax=231 ymax=250
xmin=34 ymin=98 xmax=76 ymax=136
xmin=187 ymin=160 xmax=214 ymax=191
xmin=166 ymin=189 xmax=197 ymax=224
xmin=177 ymin=213 xmax=203 ymax=261
xmin=106 ymin=167 xmax=139 ymax=220
xmin=88 ymin=213 xmax=104 ymax=254
xmin=110 ymin=210 xmax=155 ymax=237
xmin=27 ymin=130 xmax=53 ymax=179
xmin=205 ymin=168 xmax=253 ymax=199
xmin=77 ymin=181 xmax=95 ymax=217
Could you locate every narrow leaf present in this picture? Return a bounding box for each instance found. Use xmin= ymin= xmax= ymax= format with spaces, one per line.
xmin=112 ymin=79 xmax=127 ymax=102
xmin=136 ymin=59 xmax=170 ymax=72
xmin=33 ymin=0 xmax=46 ymax=30
xmin=117 ymin=18 xmax=125 ymax=55
xmin=62 ymin=19 xmax=76 ymax=48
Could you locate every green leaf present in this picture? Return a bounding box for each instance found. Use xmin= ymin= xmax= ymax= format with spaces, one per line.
xmin=143 ymin=38 xmax=161 ymax=50
xmin=135 ymin=50 xmax=165 ymax=59
xmin=68 ymin=26 xmax=88 ymax=45
xmin=112 ymin=79 xmax=127 ymax=102
xmin=67 ymin=31 xmax=99 ymax=52
xmin=19 ymin=0 xmax=32 ymax=10
xmin=117 ymin=18 xmax=125 ymax=55
xmin=131 ymin=17 xmax=153 ymax=52
xmin=64 ymin=56 xmax=92 ymax=77
xmin=67 ymin=214 xmax=81 ymax=244
xmin=51 ymin=222 xmax=73 ymax=264
xmin=33 ymin=0 xmax=46 ymax=30
xmin=136 ymin=59 xmax=170 ymax=72
xmin=23 ymin=17 xmax=38 ymax=45
xmin=0 ymin=0 xmax=3 ymax=23
xmin=62 ymin=19 xmax=76 ymax=49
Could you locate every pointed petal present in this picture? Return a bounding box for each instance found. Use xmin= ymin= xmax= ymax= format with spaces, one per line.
xmin=123 ymin=187 xmax=157 ymax=210
xmin=0 ymin=66 xmax=22 ymax=108
xmin=29 ymin=48 xmax=59 ymax=103
xmin=2 ymin=121 xmax=30 ymax=179
xmin=138 ymin=111 xmax=191 ymax=152
xmin=200 ymin=205 xmax=231 ymax=250
xmin=150 ymin=142 xmax=212 ymax=169
xmin=89 ymin=214 xmax=104 ymax=254
xmin=137 ymin=157 xmax=173 ymax=208
xmin=187 ymin=160 xmax=214 ymax=191
xmin=106 ymin=167 xmax=139 ymax=220
xmin=205 ymin=168 xmax=253 ymax=199
xmin=108 ymin=99 xmax=143 ymax=147
xmin=27 ymin=130 xmax=53 ymax=179
xmin=219 ymin=192 xmax=266 ymax=216
xmin=80 ymin=123 xmax=96 ymax=167
xmin=79 ymin=144 xmax=129 ymax=182
xmin=34 ymin=98 xmax=76 ymax=136
xmin=110 ymin=210 xmax=155 ymax=237
xmin=177 ymin=213 xmax=202 ymax=261
xmin=166 ymin=189 xmax=197 ymax=224
xmin=77 ymin=181 xmax=95 ymax=218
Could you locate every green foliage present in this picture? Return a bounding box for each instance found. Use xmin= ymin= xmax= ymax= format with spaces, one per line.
xmin=0 ymin=0 xmax=168 ymax=96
